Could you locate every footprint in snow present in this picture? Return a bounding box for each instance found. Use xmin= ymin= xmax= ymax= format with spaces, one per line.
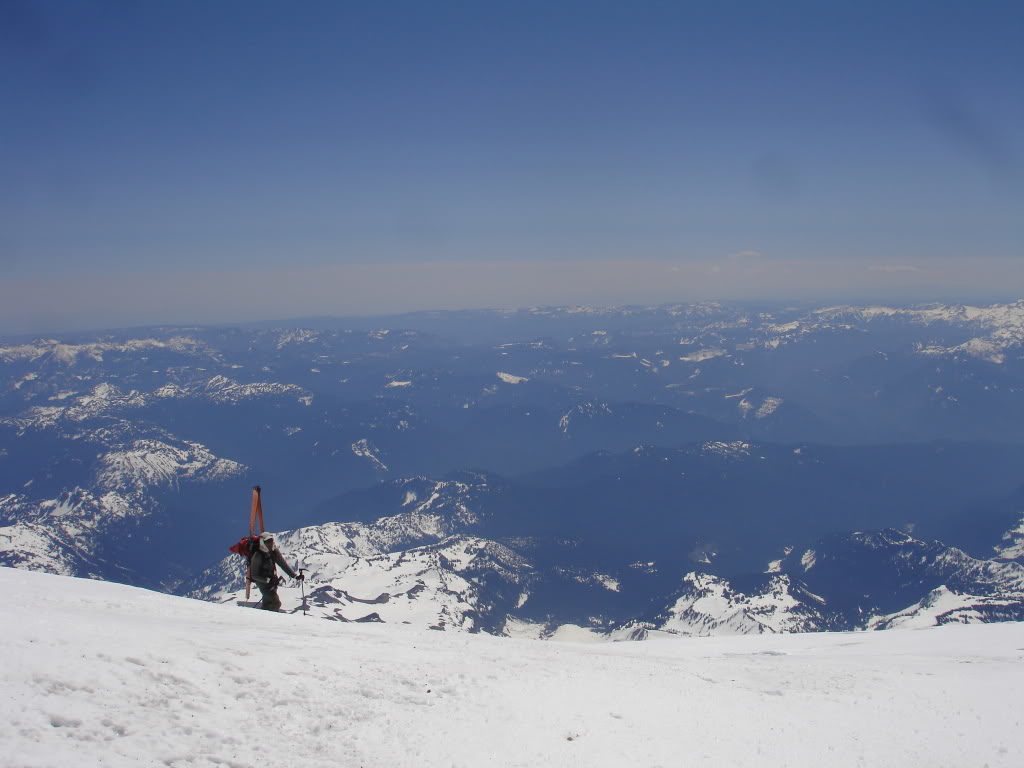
xmin=49 ymin=715 xmax=82 ymax=728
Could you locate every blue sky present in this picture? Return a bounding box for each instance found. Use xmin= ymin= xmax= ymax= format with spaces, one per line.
xmin=2 ymin=1 xmax=1022 ymax=332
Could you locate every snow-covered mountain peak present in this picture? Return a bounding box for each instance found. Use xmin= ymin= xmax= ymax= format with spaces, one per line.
xmin=994 ymin=513 xmax=1024 ymax=561
xmin=96 ymin=438 xmax=244 ymax=493
xmin=274 ymin=328 xmax=321 ymax=348
xmin=808 ymin=300 xmax=1024 ymax=359
xmin=700 ymin=440 xmax=752 ymax=457
xmin=0 ymin=335 xmax=218 ymax=365
xmin=559 ymin=401 xmax=615 ymax=433
xmin=5 ymin=373 xmax=308 ymax=434
xmin=625 ymin=571 xmax=825 ymax=638
xmin=868 ymin=584 xmax=1024 ymax=630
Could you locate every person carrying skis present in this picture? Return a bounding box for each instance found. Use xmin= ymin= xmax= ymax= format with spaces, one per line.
xmin=250 ymin=531 xmax=303 ymax=611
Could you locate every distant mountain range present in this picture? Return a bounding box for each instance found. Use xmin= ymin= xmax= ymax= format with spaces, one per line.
xmin=2 ymin=299 xmax=1023 ymax=637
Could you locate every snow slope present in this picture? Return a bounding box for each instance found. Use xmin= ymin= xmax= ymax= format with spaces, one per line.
xmin=3 ymin=567 xmax=1022 ymax=768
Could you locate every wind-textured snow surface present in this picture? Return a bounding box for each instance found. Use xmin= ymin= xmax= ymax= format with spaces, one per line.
xmin=3 ymin=568 xmax=1022 ymax=768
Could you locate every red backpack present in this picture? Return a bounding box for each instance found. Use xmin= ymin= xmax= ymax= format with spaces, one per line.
xmin=228 ymin=535 xmax=260 ymax=560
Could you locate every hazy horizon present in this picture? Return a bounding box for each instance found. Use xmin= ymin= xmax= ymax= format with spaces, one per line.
xmin=2 ymin=267 xmax=1022 ymax=339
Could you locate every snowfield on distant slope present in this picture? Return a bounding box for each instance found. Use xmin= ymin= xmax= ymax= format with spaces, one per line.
xmin=2 ymin=568 xmax=1023 ymax=768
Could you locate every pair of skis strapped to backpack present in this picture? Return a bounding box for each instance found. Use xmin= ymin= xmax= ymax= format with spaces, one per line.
xmin=227 ymin=486 xmax=266 ymax=599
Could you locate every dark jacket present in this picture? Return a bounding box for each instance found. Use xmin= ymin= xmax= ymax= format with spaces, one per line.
xmin=250 ymin=546 xmax=297 ymax=584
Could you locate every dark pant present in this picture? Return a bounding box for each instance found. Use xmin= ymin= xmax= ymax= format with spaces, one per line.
xmin=256 ymin=577 xmax=281 ymax=610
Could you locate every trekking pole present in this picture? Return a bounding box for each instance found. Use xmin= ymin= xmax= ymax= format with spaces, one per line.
xmin=297 ymin=567 xmax=307 ymax=616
